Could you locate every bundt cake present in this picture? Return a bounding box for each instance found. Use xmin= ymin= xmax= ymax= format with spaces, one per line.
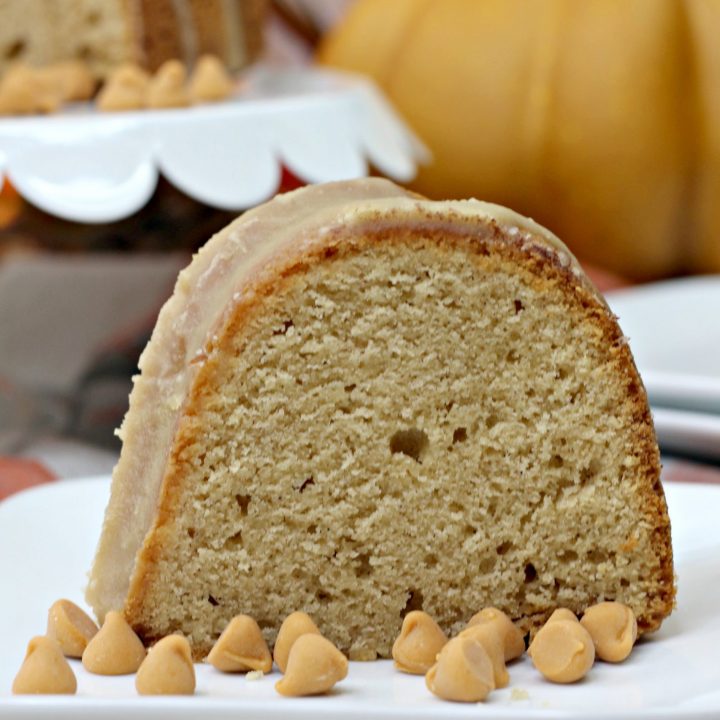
xmin=86 ymin=179 xmax=674 ymax=660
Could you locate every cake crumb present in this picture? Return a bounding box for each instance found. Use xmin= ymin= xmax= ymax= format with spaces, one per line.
xmin=511 ymin=688 xmax=529 ymax=701
xmin=246 ymin=670 xmax=264 ymax=681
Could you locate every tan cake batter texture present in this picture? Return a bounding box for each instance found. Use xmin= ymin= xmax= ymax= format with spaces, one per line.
xmin=86 ymin=179 xmax=674 ymax=661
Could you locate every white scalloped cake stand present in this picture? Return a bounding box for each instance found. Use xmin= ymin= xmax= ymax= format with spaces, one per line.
xmin=0 ymin=65 xmax=429 ymax=223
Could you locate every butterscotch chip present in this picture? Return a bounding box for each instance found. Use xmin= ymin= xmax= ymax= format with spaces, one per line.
xmin=528 ymin=619 xmax=595 ymax=683
xmin=0 ymin=78 xmax=35 ymax=115
xmin=146 ymin=60 xmax=190 ymax=109
xmin=547 ymin=608 xmax=578 ymax=624
xmin=467 ymin=607 xmax=525 ymax=661
xmin=459 ymin=622 xmax=509 ymax=688
xmin=0 ymin=65 xmax=61 ymax=115
xmin=189 ymin=54 xmax=234 ymax=103
xmin=136 ymin=635 xmax=195 ymax=695
xmin=47 ymin=599 xmax=99 ymax=658
xmin=527 ymin=608 xmax=578 ymax=643
xmin=425 ymin=635 xmax=495 ymax=703
xmin=12 ymin=636 xmax=77 ymax=695
xmin=580 ymin=602 xmax=637 ymax=663
xmin=275 ymin=634 xmax=348 ymax=697
xmin=273 ymin=611 xmax=321 ymax=673
xmin=82 ymin=611 xmax=146 ymax=675
xmin=207 ymin=614 xmax=272 ymax=672
xmin=392 ymin=610 xmax=448 ymax=675
xmin=39 ymin=60 xmax=96 ymax=102
xmin=96 ymin=63 xmax=149 ymax=112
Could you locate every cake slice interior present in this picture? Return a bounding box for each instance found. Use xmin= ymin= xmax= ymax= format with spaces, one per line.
xmin=87 ymin=180 xmax=673 ymax=660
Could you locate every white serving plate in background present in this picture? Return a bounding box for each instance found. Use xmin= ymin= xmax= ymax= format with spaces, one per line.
xmin=0 ymin=478 xmax=718 ymax=719
xmin=607 ymin=276 xmax=720 ymax=415
xmin=651 ymin=407 xmax=720 ymax=460
xmin=607 ymin=276 xmax=720 ymax=458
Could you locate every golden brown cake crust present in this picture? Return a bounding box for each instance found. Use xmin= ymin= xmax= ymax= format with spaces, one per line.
xmin=122 ymin=205 xmax=674 ymax=659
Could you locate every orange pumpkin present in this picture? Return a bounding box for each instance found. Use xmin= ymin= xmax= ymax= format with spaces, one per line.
xmin=319 ymin=0 xmax=720 ymax=279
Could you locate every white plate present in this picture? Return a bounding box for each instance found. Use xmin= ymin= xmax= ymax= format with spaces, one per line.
xmin=652 ymin=408 xmax=720 ymax=461
xmin=606 ymin=277 xmax=720 ymax=415
xmin=0 ymin=477 xmax=719 ymax=719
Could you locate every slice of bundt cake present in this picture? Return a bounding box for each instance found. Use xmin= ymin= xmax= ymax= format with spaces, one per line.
xmin=86 ymin=179 xmax=674 ymax=660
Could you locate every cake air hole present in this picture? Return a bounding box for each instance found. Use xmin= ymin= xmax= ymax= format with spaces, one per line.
xmin=452 ymin=427 xmax=467 ymax=444
xmin=235 ymin=494 xmax=251 ymax=515
xmin=401 ymin=588 xmax=424 ymax=617
xmin=558 ymin=549 xmax=578 ymax=562
xmin=224 ymin=530 xmax=243 ymax=549
xmin=587 ymin=549 xmax=609 ymax=564
xmin=549 ymin=454 xmax=564 ymax=469
xmin=353 ymin=553 xmax=372 ymax=578
xmin=524 ymin=563 xmax=538 ymax=583
xmin=479 ymin=555 xmax=497 ymax=573
xmin=297 ymin=476 xmax=315 ymax=493
xmin=389 ymin=428 xmax=429 ymax=463
xmin=580 ymin=458 xmax=601 ymax=484
xmin=272 ymin=319 xmax=294 ymax=336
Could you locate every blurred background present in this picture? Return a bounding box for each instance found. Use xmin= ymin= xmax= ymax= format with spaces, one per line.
xmin=1 ymin=0 xmax=719 ymax=496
